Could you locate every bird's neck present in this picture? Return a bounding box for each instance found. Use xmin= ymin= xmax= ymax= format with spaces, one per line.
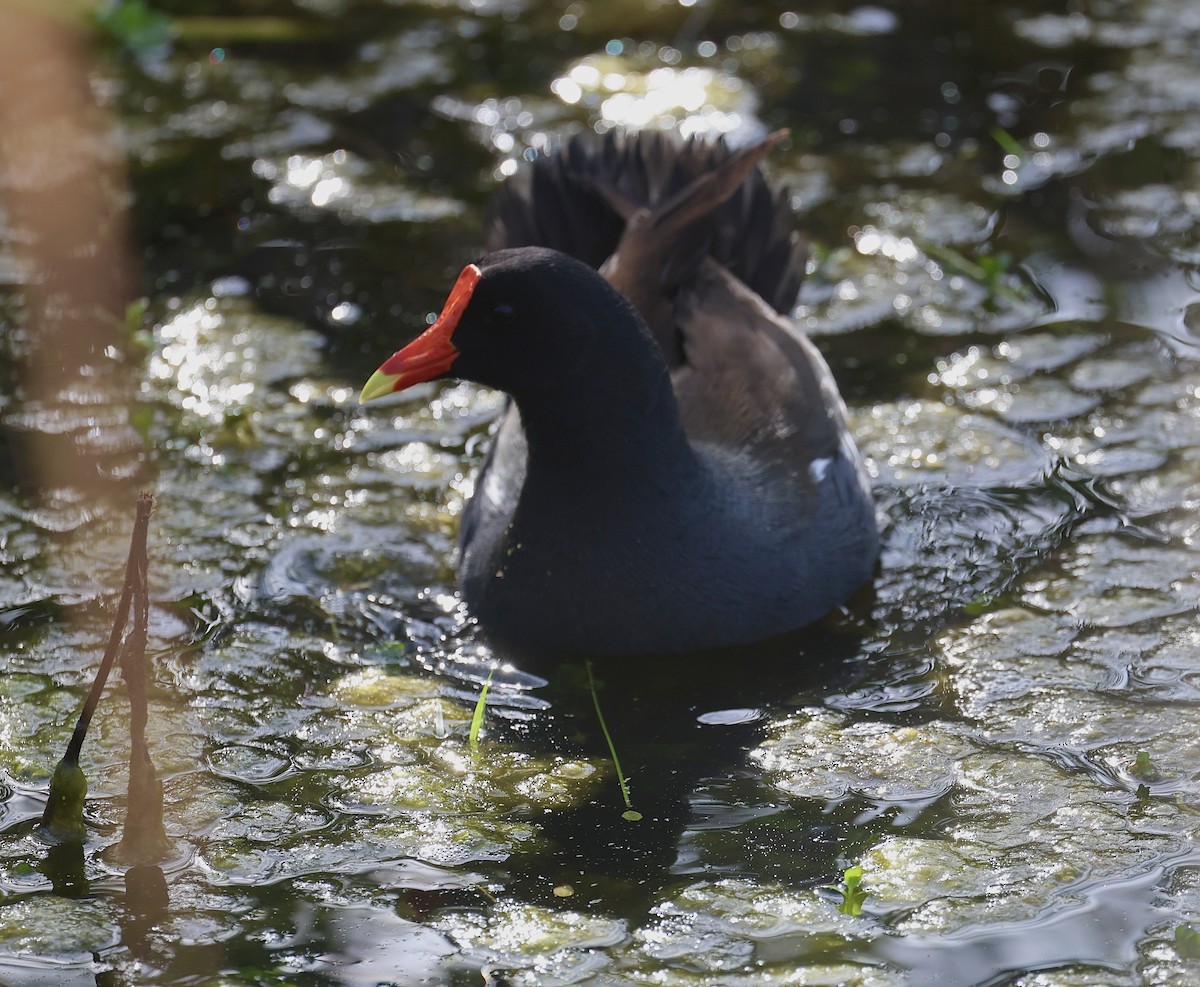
xmin=511 ymin=356 xmax=701 ymax=500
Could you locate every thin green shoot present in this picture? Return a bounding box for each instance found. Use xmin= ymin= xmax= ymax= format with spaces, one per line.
xmin=469 ymin=667 xmax=494 ymax=750
xmin=586 ymin=662 xmax=641 ymax=821
xmin=917 ymin=239 xmax=1028 ymax=306
xmin=171 ymin=16 xmax=338 ymax=44
xmin=990 ymin=125 xmax=1025 ymax=160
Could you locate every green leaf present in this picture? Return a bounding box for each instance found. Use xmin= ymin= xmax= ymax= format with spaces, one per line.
xmin=124 ymin=297 xmax=149 ymax=333
xmin=825 ymin=865 xmax=868 ymax=917
xmin=1131 ymin=750 xmax=1160 ymax=781
xmin=469 ymin=668 xmax=494 ymax=750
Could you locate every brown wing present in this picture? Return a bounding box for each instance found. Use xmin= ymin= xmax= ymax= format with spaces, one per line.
xmin=671 ymin=260 xmax=846 ymax=470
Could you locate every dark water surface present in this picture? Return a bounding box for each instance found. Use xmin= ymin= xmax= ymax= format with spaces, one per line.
xmin=4 ymin=0 xmax=1200 ymax=983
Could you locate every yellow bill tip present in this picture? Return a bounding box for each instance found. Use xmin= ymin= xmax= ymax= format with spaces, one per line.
xmin=359 ymin=369 xmax=401 ymax=404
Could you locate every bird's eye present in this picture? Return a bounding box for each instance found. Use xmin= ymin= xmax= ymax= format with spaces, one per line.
xmin=491 ymin=303 xmax=515 ymax=326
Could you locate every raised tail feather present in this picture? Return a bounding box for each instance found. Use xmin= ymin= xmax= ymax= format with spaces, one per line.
xmin=483 ymin=130 xmax=807 ymax=338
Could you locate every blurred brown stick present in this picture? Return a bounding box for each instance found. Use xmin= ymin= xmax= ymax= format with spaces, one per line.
xmin=0 ymin=1 xmax=139 ymax=496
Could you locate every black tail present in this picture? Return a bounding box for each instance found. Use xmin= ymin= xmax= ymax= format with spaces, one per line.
xmin=484 ymin=130 xmax=806 ymax=318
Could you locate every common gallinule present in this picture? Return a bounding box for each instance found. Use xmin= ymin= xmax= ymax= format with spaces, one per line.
xmin=361 ymin=130 xmax=878 ymax=654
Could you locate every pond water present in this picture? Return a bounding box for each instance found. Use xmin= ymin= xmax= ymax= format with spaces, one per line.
xmin=3 ymin=0 xmax=1200 ymax=983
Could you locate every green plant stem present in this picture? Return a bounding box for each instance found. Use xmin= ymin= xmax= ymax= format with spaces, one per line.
xmin=41 ymin=491 xmax=156 ymax=844
xmin=916 ymin=239 xmax=1029 ymax=306
xmin=586 ymin=662 xmax=637 ymax=816
xmin=64 ymin=493 xmax=150 ymax=764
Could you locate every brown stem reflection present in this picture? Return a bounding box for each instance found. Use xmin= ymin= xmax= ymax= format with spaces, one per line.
xmin=0 ymin=3 xmax=144 ymax=508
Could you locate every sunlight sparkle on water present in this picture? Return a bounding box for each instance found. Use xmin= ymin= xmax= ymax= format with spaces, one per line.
xmin=551 ymin=78 xmax=582 ymax=104
xmin=551 ymin=56 xmax=751 ymax=137
xmin=257 ymin=149 xmax=464 ymax=222
xmin=930 ymin=347 xmax=984 ymax=389
xmin=155 ymin=304 xmax=254 ymax=420
xmin=378 ymin=442 xmax=453 ymax=478
xmin=855 ymin=226 xmax=919 ymax=263
xmin=602 ymin=67 xmax=717 ymax=127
